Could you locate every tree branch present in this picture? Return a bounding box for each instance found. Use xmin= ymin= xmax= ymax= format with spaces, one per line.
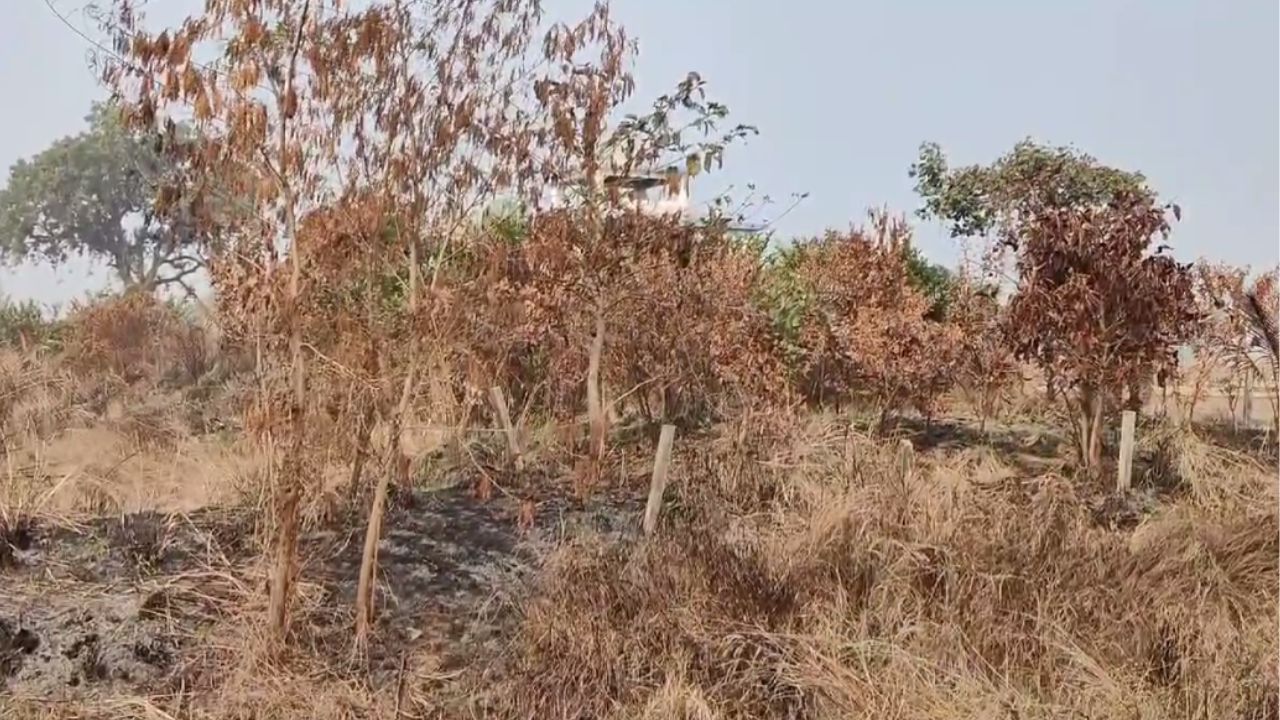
xmin=155 ymin=262 xmax=202 ymax=286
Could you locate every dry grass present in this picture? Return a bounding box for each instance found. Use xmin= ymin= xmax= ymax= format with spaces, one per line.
xmin=1140 ymin=418 xmax=1276 ymax=510
xmin=473 ymin=421 xmax=1278 ymax=720
xmin=2 ymin=415 xmax=1276 ymax=720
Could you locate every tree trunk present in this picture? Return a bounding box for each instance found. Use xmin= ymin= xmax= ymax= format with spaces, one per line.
xmin=1087 ymin=389 xmax=1104 ymax=470
xmin=268 ymin=240 xmax=306 ymax=639
xmin=355 ymin=363 xmax=415 ymax=642
xmin=586 ymin=305 xmax=607 ymax=463
xmin=356 ymin=218 xmax=420 ymax=643
xmin=345 ymin=399 xmax=376 ymax=507
xmin=266 ymin=1 xmax=312 ymax=642
xmin=978 ymin=391 xmax=989 ymax=437
xmin=347 ymin=242 xmax=381 ymax=510
xmin=266 ymin=194 xmax=308 ymax=638
xmin=112 ymin=255 xmax=140 ymax=293
xmin=1073 ymin=383 xmax=1105 ymax=471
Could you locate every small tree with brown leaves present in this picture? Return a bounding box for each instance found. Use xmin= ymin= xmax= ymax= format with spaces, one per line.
xmin=102 ymin=0 xmax=549 ymax=642
xmin=793 ymin=212 xmax=966 ymax=429
xmin=914 ymin=141 xmax=1199 ymax=469
xmin=104 ymin=0 xmax=354 ymax=639
xmin=951 ymin=283 xmax=1018 ymax=434
xmin=1186 ymin=262 xmax=1249 ymax=424
xmin=1231 ymin=269 xmax=1279 ymax=437
xmin=1004 ymin=195 xmax=1197 ymax=469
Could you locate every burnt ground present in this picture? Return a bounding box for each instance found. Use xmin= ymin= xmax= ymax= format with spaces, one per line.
xmin=0 ymin=480 xmax=646 ymax=703
xmin=1 ymin=507 xmax=254 ymax=700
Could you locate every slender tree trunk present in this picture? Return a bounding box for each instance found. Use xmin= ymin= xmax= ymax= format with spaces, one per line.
xmin=347 ymin=262 xmax=380 ymax=509
xmin=266 ymin=0 xmax=312 ymax=643
xmin=587 ymin=303 xmax=607 ymax=463
xmin=355 ymin=362 xmax=415 ymax=641
xmin=268 ymin=227 xmax=306 ymax=637
xmin=1072 ymin=383 xmax=1106 ymax=471
xmin=355 ymin=218 xmax=420 ymax=643
xmin=345 ymin=399 xmax=376 ymax=507
xmin=978 ymin=388 xmax=989 ymax=437
xmin=113 ymin=258 xmax=138 ymax=293
xmin=1087 ymin=388 xmax=1104 ymax=470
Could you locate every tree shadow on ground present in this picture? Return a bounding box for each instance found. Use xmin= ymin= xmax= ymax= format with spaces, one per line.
xmin=1188 ymin=420 xmax=1276 ymax=464
xmin=878 ymin=415 xmax=1070 ymax=477
xmin=882 ymin=415 xmax=1066 ymax=457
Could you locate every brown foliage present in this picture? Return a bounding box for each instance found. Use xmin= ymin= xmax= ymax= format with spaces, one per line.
xmin=102 ymin=0 xmax=565 ymax=638
xmin=793 ymin=213 xmax=965 ymax=423
xmin=1004 ymin=194 xmax=1197 ymax=466
xmin=951 ymin=285 xmax=1019 ymax=431
xmin=1182 ymin=261 xmax=1250 ymax=421
xmin=441 ymin=211 xmax=790 ymax=429
xmin=62 ymin=292 xmax=208 ymax=386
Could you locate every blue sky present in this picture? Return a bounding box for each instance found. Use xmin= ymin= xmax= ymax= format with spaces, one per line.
xmin=2 ymin=0 xmax=1276 ymax=306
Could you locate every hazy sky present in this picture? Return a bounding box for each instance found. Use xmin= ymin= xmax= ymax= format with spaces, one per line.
xmin=2 ymin=0 xmax=1276 ymax=306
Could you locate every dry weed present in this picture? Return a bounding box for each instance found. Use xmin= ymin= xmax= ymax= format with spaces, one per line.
xmin=1140 ymin=417 xmax=1276 ymax=511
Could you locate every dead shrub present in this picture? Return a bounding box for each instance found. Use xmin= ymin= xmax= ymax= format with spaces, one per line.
xmin=486 ymin=528 xmax=811 ymax=719
xmin=1139 ymin=417 xmax=1274 ymax=510
xmin=442 ymin=211 xmax=791 ymax=432
xmin=61 ymin=292 xmax=210 ymax=389
xmin=788 ymin=213 xmax=966 ymax=425
xmin=0 ymin=348 xmax=78 ymax=445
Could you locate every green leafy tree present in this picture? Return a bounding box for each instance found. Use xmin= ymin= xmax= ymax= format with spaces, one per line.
xmin=910 ymin=139 xmax=1156 ymax=243
xmin=0 ymin=103 xmax=215 ymax=294
xmin=903 ymin=244 xmax=953 ymax=320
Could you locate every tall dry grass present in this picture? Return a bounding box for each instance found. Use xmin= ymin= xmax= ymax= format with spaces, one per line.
xmin=477 ymin=421 xmax=1277 ymax=720
xmin=0 ymin=293 xmax=252 ymax=535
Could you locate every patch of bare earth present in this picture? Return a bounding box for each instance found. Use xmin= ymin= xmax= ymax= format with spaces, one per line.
xmin=1 ymin=477 xmax=646 ymax=715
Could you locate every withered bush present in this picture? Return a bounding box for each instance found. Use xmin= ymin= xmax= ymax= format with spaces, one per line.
xmin=950 ymin=284 xmax=1019 ymax=432
xmin=442 ymin=210 xmax=790 ymax=428
xmin=61 ymin=291 xmax=210 ymax=387
xmin=787 ymin=213 xmax=966 ymax=424
xmin=210 ymin=195 xmax=406 ymax=483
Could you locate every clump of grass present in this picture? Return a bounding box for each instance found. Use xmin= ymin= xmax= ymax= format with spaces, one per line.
xmin=1140 ymin=417 xmax=1274 ymax=510
xmin=0 ymin=507 xmax=35 ymax=569
xmin=0 ymin=298 xmax=60 ymax=352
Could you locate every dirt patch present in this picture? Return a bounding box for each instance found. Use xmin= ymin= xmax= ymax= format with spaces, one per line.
xmin=1 ymin=590 xmax=178 ymax=697
xmin=1 ymin=509 xmax=254 ymax=700
xmin=298 ymin=482 xmax=647 ymax=677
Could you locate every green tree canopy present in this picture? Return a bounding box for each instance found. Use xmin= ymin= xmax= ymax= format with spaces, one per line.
xmin=0 ymin=102 xmax=216 ymax=293
xmin=910 ymin=139 xmax=1159 ymax=244
xmin=902 ymin=243 xmax=954 ymax=320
